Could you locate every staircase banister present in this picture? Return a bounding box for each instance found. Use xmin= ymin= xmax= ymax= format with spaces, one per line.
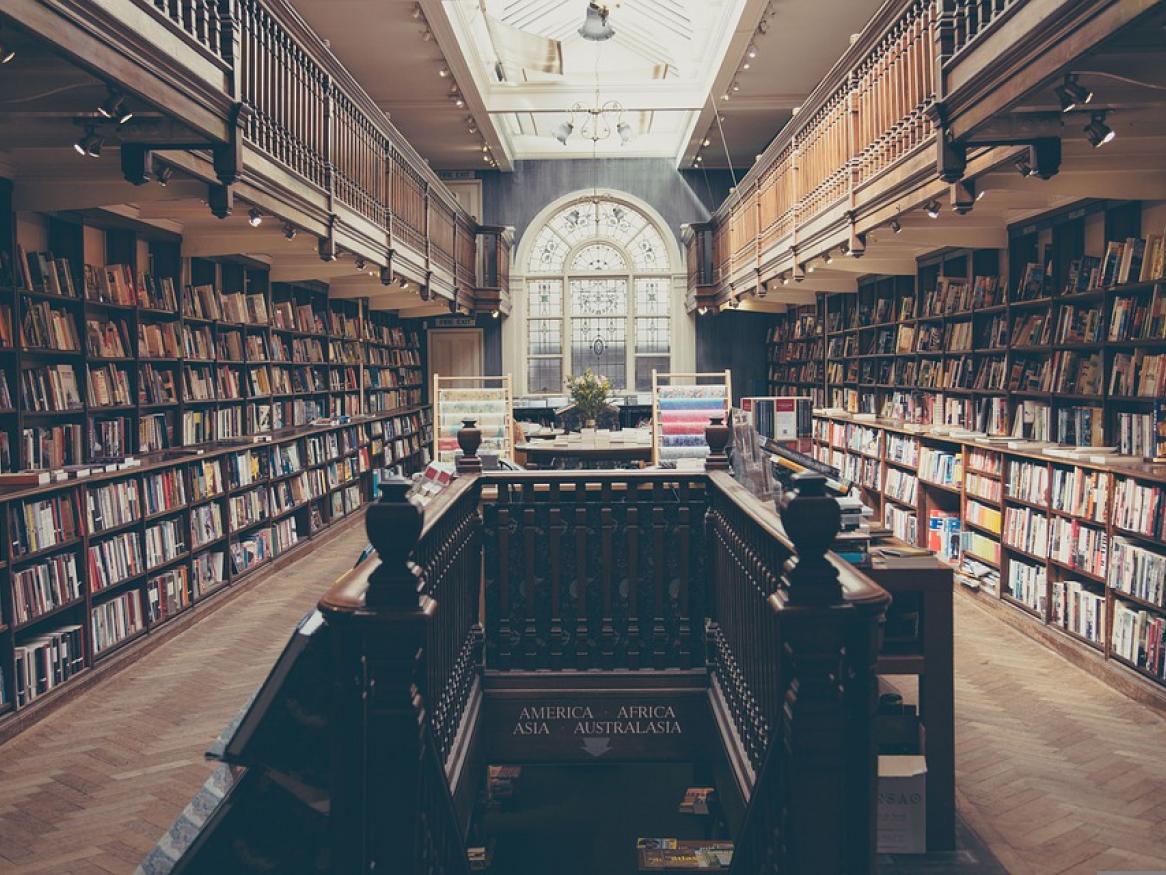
xmin=318 ymin=473 xmax=482 ymax=615
xmin=705 ymin=471 xmax=889 ymax=611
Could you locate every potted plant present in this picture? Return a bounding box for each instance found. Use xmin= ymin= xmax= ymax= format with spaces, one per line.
xmin=565 ymin=368 xmax=612 ymax=436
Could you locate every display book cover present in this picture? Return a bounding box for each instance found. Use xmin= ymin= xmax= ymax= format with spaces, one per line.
xmin=135 ymin=609 xmax=331 ymax=874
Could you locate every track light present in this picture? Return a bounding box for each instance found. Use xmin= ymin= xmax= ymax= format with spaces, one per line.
xmin=976 ymin=188 xmax=987 ymax=201
xmin=0 ymin=36 xmax=14 ymax=65
xmin=98 ymin=89 xmax=132 ymax=125
xmin=248 ymin=208 xmax=263 ymax=227
xmin=807 ymin=261 xmax=816 ymax=273
xmin=1015 ymin=155 xmax=1034 ymax=177
xmin=422 ymin=28 xmax=433 ymax=41
xmin=74 ymin=129 xmax=103 ymax=158
xmin=721 ymin=93 xmax=730 ymax=101
xmin=617 ymin=121 xmax=632 ymax=145
xmin=890 ymin=217 xmax=902 ymax=234
xmin=579 ymin=3 xmax=615 ymax=41
xmin=491 ymin=309 xmax=500 ymax=319
xmin=283 ymin=223 xmax=298 ymax=240
xmin=354 ymin=255 xmax=366 ymax=271
xmin=154 ymin=162 xmax=174 ymax=186
xmin=411 ymin=4 xmax=422 ymax=19
xmin=698 ymin=306 xmax=708 ymax=315
xmin=1054 ymin=74 xmax=1092 ymax=113
xmin=781 ymin=274 xmax=790 ymax=286
xmin=438 ymin=65 xmax=450 ymax=78
xmin=731 ymin=80 xmax=741 ymax=93
xmin=553 ymin=120 xmax=574 ymax=145
xmin=746 ymin=43 xmax=758 ymax=59
xmin=822 ymin=250 xmax=833 ymax=265
xmin=399 ymin=276 xmax=409 ymax=289
xmin=702 ymin=138 xmax=710 ymax=147
xmin=452 ymin=92 xmax=465 ymax=108
xmin=925 ymin=200 xmax=941 ymax=219
xmin=1084 ymin=112 xmax=1115 ymax=148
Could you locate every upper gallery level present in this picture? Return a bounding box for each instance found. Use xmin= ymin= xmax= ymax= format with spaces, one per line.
xmin=0 ymin=0 xmax=511 ymax=316
xmin=683 ymin=0 xmax=1166 ymax=313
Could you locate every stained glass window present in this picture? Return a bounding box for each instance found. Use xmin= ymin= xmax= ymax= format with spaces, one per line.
xmin=571 ymin=243 xmax=626 ymax=272
xmin=524 ymin=198 xmax=672 ymax=392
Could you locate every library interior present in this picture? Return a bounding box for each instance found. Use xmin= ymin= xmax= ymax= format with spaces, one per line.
xmin=0 ymin=1 xmax=1165 ymax=873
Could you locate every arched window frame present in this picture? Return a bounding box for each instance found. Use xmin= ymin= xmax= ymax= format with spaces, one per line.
xmin=523 ymin=198 xmax=673 ymax=394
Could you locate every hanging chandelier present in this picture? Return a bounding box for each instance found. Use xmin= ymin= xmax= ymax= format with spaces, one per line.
xmin=552 ymin=98 xmax=632 ymax=146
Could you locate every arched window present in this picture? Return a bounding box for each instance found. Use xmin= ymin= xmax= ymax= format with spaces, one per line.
xmin=525 ymin=198 xmax=672 ymax=393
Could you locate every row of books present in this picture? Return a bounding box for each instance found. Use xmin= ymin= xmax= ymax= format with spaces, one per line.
xmin=12 ymin=625 xmax=84 ymax=707
xmin=1051 ymin=580 xmax=1106 ymax=645
xmin=1113 ymin=602 xmax=1166 ymax=681
xmin=1109 ymin=537 xmax=1166 ymax=608
xmin=1050 ymin=466 xmax=1109 ymax=523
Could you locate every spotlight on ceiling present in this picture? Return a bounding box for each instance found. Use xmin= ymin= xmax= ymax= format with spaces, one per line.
xmin=491 ymin=309 xmax=500 ymax=319
xmin=1084 ymin=111 xmax=1115 ymax=148
xmin=553 ymin=120 xmax=574 ymax=145
xmin=0 ymin=34 xmax=15 ymax=65
xmin=283 ymin=223 xmax=298 ymax=240
xmin=1015 ymin=155 xmax=1034 ymax=177
xmin=697 ymin=306 xmax=708 ymax=315
xmin=925 ymin=200 xmax=941 ymax=219
xmin=452 ymin=92 xmax=465 ymax=108
xmin=822 ymin=250 xmax=833 ymax=265
xmin=98 ymin=89 xmax=133 ymax=125
xmin=731 ymin=80 xmax=741 ymax=93
xmin=247 ymin=208 xmax=263 ymax=227
xmin=154 ymin=162 xmax=174 ymax=186
xmin=438 ymin=65 xmax=450 ymax=78
xmin=781 ymin=274 xmax=790 ymax=286
xmin=702 ymin=138 xmax=710 ymax=147
xmin=1054 ymin=74 xmax=1092 ymax=114
xmin=74 ymin=129 xmax=103 ymax=158
xmin=976 ymin=188 xmax=987 ymax=201
xmin=579 ymin=3 xmax=615 ymax=41
xmin=617 ymin=120 xmax=632 ymax=145
xmin=354 ymin=255 xmax=366 ymax=271
xmin=399 ymin=275 xmax=409 ymax=289
xmin=746 ymin=43 xmax=758 ymax=59
xmin=890 ymin=218 xmax=902 ymax=234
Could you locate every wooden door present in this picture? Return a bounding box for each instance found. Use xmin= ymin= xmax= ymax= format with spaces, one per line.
xmin=429 ymin=329 xmax=484 ymax=379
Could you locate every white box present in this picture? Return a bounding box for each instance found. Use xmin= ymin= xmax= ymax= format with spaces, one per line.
xmin=877 ymin=755 xmax=927 ymax=854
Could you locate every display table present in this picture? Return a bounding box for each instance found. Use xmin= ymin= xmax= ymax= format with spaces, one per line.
xmin=517 ymin=437 xmax=653 ymax=469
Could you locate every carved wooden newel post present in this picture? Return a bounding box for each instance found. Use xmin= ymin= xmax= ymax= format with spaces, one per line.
xmin=324 ymin=476 xmax=431 ymax=873
xmin=773 ymin=472 xmax=881 ymax=874
xmin=456 ymin=419 xmax=483 ymax=475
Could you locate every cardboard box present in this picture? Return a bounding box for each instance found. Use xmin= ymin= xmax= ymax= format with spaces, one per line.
xmin=877 ymin=755 xmax=927 ymax=854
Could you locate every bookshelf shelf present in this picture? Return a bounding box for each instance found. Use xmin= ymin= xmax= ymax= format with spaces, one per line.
xmin=0 ymin=217 xmax=433 ymax=721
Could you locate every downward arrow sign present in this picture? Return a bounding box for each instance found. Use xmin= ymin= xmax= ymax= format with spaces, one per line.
xmin=581 ymin=737 xmax=611 ymax=758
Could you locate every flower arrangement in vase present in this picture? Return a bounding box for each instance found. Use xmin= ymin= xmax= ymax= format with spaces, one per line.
xmin=565 ymin=368 xmax=612 ymax=432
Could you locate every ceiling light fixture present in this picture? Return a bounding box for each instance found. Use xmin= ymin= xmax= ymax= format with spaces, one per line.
xmin=248 ymin=208 xmax=263 ymax=227
xmin=354 ymin=255 xmax=366 ymax=271
xmin=553 ymin=120 xmax=574 ymax=145
xmin=807 ymin=261 xmax=816 ymax=273
xmin=746 ymin=43 xmax=758 ymax=59
xmin=702 ymin=138 xmax=710 ymax=147
xmin=731 ymin=80 xmax=741 ymax=93
xmin=579 ymin=3 xmax=616 ymax=41
xmin=890 ymin=217 xmax=902 ymax=233
xmin=421 ymin=28 xmax=433 ymax=41
xmin=98 ymin=89 xmax=133 ymax=125
xmin=781 ymin=274 xmax=790 ymax=286
xmin=925 ymin=200 xmax=941 ymax=219
xmin=822 ymin=250 xmax=833 ymax=265
xmin=452 ymin=92 xmax=465 ymax=108
xmin=438 ymin=65 xmax=450 ymax=78
xmin=1084 ymin=111 xmax=1115 ymax=147
xmin=283 ymin=223 xmax=298 ymax=240
xmin=154 ymin=162 xmax=174 ymax=186
xmin=976 ymin=188 xmax=987 ymax=201
xmin=0 ymin=33 xmax=15 ymax=65
xmin=74 ymin=128 xmax=103 ymax=158
xmin=399 ymin=276 xmax=409 ymax=289
xmin=1055 ymin=74 xmax=1093 ymax=113
xmin=411 ymin=4 xmax=422 ymax=19
xmin=491 ymin=309 xmax=500 ymax=319
xmin=1015 ymin=154 xmax=1034 ymax=177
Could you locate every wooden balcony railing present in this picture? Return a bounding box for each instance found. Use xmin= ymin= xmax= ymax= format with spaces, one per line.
xmin=313 ymin=422 xmax=889 ymax=874
xmin=149 ymin=0 xmax=228 ymax=61
xmin=11 ymin=0 xmax=508 ymax=305
xmin=948 ymin=0 xmax=1024 ymax=59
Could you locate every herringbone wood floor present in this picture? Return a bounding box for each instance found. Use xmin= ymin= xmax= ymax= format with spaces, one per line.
xmin=954 ymin=592 xmax=1166 ymax=875
xmin=1 ymin=527 xmax=1164 ymax=874
xmin=0 ymin=520 xmax=369 ymax=874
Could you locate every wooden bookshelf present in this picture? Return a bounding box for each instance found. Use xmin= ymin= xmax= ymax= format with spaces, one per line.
xmin=0 ymin=205 xmax=434 ymax=722
xmin=775 ymin=201 xmax=1166 ymax=458
xmin=811 ymin=409 xmax=1166 ymax=697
